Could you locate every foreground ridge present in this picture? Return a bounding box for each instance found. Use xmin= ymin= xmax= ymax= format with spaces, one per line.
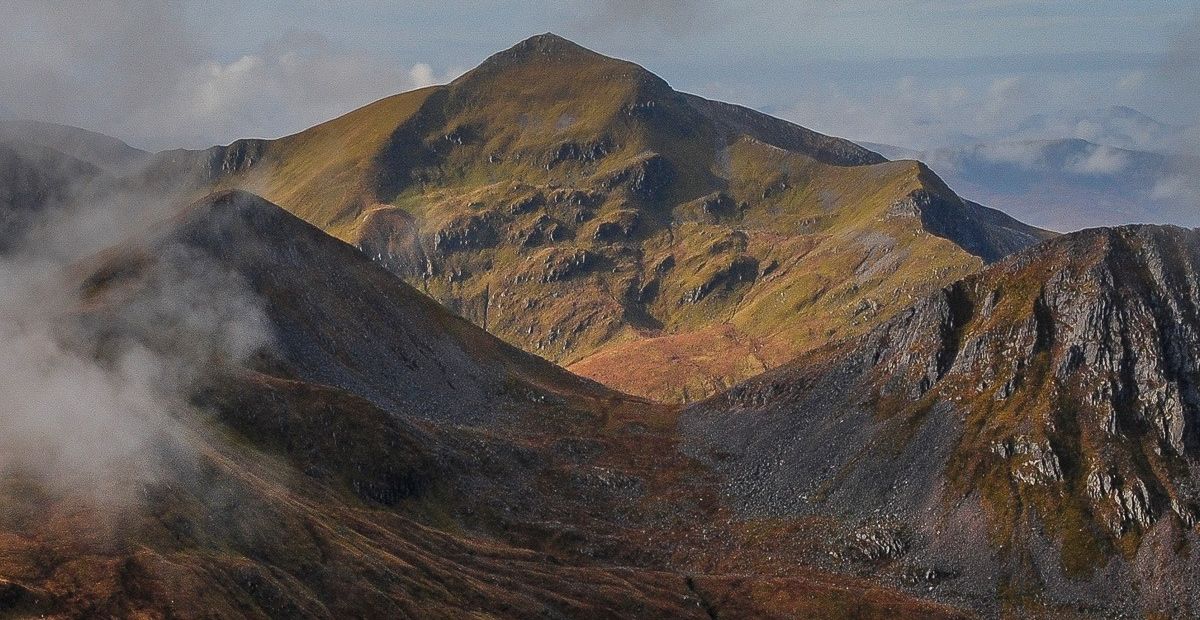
xmin=686 ymin=223 xmax=1200 ymax=617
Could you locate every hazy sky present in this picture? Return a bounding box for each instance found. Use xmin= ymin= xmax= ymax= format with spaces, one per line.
xmin=1 ymin=1 xmax=1196 ymax=151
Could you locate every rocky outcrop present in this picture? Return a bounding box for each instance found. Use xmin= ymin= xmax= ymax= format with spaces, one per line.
xmin=546 ymin=139 xmax=612 ymax=169
xmin=513 ymin=214 xmax=571 ymax=247
xmin=895 ymin=165 xmax=1052 ymax=262
xmin=838 ymin=524 xmax=910 ymax=563
xmin=591 ymin=209 xmax=640 ymax=242
xmin=604 ymin=154 xmax=674 ymax=202
xmin=681 ymin=255 xmax=759 ymax=304
xmin=992 ymin=436 xmax=1064 ymax=485
xmin=206 ymin=139 xmax=268 ymax=177
xmin=677 ymin=192 xmax=740 ymax=222
xmin=863 ymin=227 xmax=1200 ymax=529
xmin=432 ymin=211 xmax=501 ymax=253
xmin=515 ymin=247 xmax=598 ymax=284
xmin=684 ymin=224 xmax=1200 ymax=617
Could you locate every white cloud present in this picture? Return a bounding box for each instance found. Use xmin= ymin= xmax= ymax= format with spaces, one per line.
xmin=124 ymin=30 xmax=453 ymax=148
xmin=1065 ymin=144 xmax=1129 ymax=175
xmin=1151 ymin=173 xmax=1200 ymax=203
xmin=1117 ymin=71 xmax=1145 ymax=91
xmin=409 ymin=63 xmax=436 ymax=88
xmin=779 ymin=74 xmax=1060 ymax=150
xmin=974 ymin=76 xmax=1029 ymax=130
xmin=0 ymin=169 xmax=273 ymax=505
xmin=0 ymin=4 xmax=453 ymax=150
xmin=975 ymin=141 xmax=1046 ymax=168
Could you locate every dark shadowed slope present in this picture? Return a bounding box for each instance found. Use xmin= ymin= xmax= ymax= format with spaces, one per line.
xmin=684 ymin=224 xmax=1200 ymax=618
xmin=141 ymin=33 xmax=1051 ymax=403
xmin=0 ymin=140 xmax=104 ymax=249
xmin=102 ymin=189 xmax=620 ymax=427
xmin=0 ymin=190 xmax=969 ymax=619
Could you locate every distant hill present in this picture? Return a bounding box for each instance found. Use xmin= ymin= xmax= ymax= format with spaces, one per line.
xmin=1007 ymin=106 xmax=1183 ymax=153
xmin=142 ymin=33 xmax=1051 ymax=402
xmin=0 ymin=139 xmax=104 ymax=249
xmin=0 ymin=120 xmax=148 ymax=173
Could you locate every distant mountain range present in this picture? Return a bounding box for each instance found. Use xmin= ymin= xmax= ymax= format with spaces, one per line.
xmin=0 ymin=119 xmax=147 ymax=173
xmin=870 ymin=138 xmax=1200 ymax=231
xmin=1005 ymin=106 xmax=1184 ymax=153
xmin=858 ymin=105 xmax=1198 ymax=232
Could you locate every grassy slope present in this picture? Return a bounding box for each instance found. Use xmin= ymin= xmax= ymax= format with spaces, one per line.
xmin=156 ymin=34 xmax=1047 ymax=403
xmin=215 ymin=87 xmax=439 ymax=235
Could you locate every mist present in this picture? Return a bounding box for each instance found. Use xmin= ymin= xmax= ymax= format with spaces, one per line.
xmin=1149 ymin=12 xmax=1200 ymax=213
xmin=0 ymin=164 xmax=272 ymax=504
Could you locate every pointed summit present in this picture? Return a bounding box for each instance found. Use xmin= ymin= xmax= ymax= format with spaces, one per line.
xmin=450 ymin=32 xmax=662 ymax=93
xmin=465 ymin=32 xmax=609 ymax=73
xmin=506 ymin=32 xmax=592 ymax=57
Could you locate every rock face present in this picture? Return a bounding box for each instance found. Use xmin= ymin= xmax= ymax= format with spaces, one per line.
xmin=142 ymin=33 xmax=1051 ymax=402
xmin=683 ymin=225 xmax=1200 ymax=617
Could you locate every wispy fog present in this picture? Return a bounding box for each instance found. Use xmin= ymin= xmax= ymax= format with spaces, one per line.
xmin=0 ymin=163 xmax=271 ymax=505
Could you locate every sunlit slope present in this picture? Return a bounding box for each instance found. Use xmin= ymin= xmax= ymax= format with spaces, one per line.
xmin=147 ymin=33 xmax=1051 ymax=402
xmin=147 ymin=87 xmax=437 ymax=234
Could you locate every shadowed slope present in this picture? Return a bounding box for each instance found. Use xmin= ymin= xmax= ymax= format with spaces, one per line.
xmin=0 ymin=140 xmax=105 ymax=248
xmin=0 ymin=190 xmax=969 ymax=618
xmin=85 ymin=189 xmax=618 ymax=427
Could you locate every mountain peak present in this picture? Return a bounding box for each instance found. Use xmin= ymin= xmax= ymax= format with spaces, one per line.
xmin=516 ymin=32 xmax=582 ymax=51
xmin=454 ymin=32 xmax=646 ymax=86
xmin=179 ymin=189 xmax=292 ymax=232
xmin=145 ymin=36 xmax=1047 ymax=405
xmin=500 ymin=32 xmax=595 ymax=60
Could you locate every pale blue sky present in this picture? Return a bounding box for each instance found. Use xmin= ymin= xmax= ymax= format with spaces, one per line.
xmin=2 ymin=1 xmax=1196 ymax=150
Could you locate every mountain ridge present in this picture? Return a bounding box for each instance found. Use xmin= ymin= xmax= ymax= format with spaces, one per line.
xmin=0 ymin=119 xmax=148 ymax=173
